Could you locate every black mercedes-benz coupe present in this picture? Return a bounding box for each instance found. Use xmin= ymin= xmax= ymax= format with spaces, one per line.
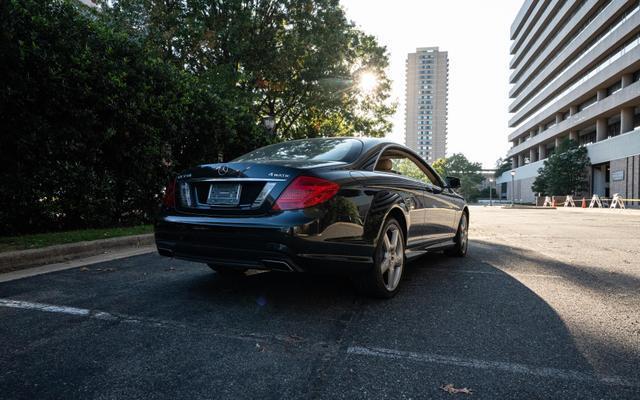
xmin=155 ymin=137 xmax=468 ymax=297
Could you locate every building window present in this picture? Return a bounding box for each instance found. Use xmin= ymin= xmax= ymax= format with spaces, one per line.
xmin=607 ymin=81 xmax=622 ymax=96
xmin=578 ymin=96 xmax=597 ymax=112
xmin=607 ymin=118 xmax=621 ymax=138
xmin=579 ymin=130 xmax=596 ymax=145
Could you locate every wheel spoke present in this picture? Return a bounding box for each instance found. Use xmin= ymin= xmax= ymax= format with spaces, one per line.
xmin=383 ymin=234 xmax=391 ymax=252
xmin=380 ymin=258 xmax=390 ymax=273
xmin=390 ymin=229 xmax=399 ymax=250
xmin=390 ymin=265 xmax=400 ymax=288
xmin=386 ymin=264 xmax=395 ymax=288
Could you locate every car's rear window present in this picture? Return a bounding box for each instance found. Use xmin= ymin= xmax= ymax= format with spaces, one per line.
xmin=234 ymin=138 xmax=363 ymax=163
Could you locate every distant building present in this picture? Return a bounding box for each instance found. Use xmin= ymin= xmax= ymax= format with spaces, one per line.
xmin=404 ymin=47 xmax=449 ymax=162
xmin=497 ymin=0 xmax=640 ymax=203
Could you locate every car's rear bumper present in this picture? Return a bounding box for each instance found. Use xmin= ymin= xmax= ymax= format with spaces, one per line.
xmin=154 ymin=213 xmax=374 ymax=273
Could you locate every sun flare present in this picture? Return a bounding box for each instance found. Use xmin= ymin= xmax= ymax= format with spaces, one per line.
xmin=357 ymin=71 xmax=378 ymax=95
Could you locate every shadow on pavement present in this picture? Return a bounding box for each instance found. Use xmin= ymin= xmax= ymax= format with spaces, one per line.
xmin=1 ymin=242 xmax=638 ymax=399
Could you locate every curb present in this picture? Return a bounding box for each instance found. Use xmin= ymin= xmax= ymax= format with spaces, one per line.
xmin=500 ymin=206 xmax=557 ymax=209
xmin=0 ymin=234 xmax=155 ymax=273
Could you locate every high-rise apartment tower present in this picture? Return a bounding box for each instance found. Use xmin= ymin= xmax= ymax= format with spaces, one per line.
xmin=404 ymin=47 xmax=449 ymax=162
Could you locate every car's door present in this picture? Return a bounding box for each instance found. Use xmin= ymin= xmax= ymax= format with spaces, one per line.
xmin=376 ymin=150 xmax=447 ymax=244
xmin=392 ymin=157 xmax=453 ymax=242
xmin=372 ymin=151 xmax=429 ymax=246
xmin=390 ymin=175 xmax=429 ymax=247
xmin=413 ymin=160 xmax=460 ymax=240
xmin=439 ymin=185 xmax=464 ymax=235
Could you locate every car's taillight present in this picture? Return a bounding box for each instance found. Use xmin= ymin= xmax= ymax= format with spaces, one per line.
xmin=162 ymin=178 xmax=176 ymax=209
xmin=179 ymin=181 xmax=193 ymax=207
xmin=273 ymin=176 xmax=340 ymax=211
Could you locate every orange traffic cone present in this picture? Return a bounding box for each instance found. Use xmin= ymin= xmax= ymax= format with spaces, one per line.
xmin=581 ymin=197 xmax=586 ymax=208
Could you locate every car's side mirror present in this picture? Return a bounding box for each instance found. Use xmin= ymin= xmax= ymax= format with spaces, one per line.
xmin=445 ymin=176 xmax=461 ymax=189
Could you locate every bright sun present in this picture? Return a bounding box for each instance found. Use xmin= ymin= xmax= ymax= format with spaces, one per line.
xmin=357 ymin=71 xmax=378 ymax=95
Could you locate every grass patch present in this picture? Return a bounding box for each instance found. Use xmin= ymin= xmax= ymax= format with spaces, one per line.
xmin=0 ymin=225 xmax=153 ymax=253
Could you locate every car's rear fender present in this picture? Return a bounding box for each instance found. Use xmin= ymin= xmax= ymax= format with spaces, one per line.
xmin=363 ymin=191 xmax=410 ymax=247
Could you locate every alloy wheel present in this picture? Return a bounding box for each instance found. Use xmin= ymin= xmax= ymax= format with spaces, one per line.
xmin=459 ymin=214 xmax=468 ymax=252
xmin=380 ymin=224 xmax=404 ymax=291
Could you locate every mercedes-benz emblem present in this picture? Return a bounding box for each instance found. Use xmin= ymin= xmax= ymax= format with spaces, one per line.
xmin=216 ymin=165 xmax=229 ymax=175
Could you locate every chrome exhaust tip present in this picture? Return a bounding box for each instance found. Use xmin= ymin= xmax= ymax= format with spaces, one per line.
xmin=261 ymin=259 xmax=294 ymax=272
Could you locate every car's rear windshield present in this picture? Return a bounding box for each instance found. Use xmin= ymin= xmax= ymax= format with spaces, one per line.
xmin=233 ymin=138 xmax=363 ymax=163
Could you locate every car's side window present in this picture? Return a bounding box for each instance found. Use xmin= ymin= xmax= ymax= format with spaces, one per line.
xmin=375 ymin=150 xmax=436 ymax=186
xmin=392 ymin=158 xmax=433 ymax=185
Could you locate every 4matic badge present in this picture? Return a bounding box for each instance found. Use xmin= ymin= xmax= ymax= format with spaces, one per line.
xmin=268 ymin=172 xmax=290 ymax=178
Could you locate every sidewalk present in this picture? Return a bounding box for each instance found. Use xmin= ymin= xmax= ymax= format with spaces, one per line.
xmin=0 ymin=245 xmax=155 ymax=283
xmin=555 ymin=206 xmax=640 ymax=214
xmin=0 ymin=234 xmax=155 ymax=274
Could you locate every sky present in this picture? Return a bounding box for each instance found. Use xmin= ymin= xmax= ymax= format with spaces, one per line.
xmin=341 ymin=0 xmax=523 ymax=168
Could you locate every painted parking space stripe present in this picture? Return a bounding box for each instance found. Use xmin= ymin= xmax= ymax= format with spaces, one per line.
xmin=2 ymin=298 xmax=637 ymax=389
xmin=0 ymin=298 xmax=312 ymax=345
xmin=425 ymin=268 xmax=563 ymax=279
xmin=0 ymin=299 xmax=90 ymax=316
xmin=0 ymin=299 xmax=123 ymax=321
xmin=347 ymin=345 xmax=638 ymax=388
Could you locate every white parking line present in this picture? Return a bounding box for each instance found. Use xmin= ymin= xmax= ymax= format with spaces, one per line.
xmin=2 ymin=298 xmax=636 ymax=388
xmin=0 ymin=298 xmax=308 ymax=344
xmin=0 ymin=299 xmax=122 ymax=321
xmin=0 ymin=299 xmax=90 ymax=316
xmin=347 ymin=345 xmax=637 ymax=388
xmin=426 ymin=268 xmax=563 ymax=279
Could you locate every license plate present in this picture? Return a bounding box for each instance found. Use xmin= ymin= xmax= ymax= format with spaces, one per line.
xmin=207 ymin=183 xmax=241 ymax=206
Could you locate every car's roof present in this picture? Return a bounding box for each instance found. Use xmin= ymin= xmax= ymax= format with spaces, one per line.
xmin=287 ymin=136 xmax=402 ymax=153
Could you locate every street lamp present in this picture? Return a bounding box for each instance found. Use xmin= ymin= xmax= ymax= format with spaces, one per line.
xmin=488 ymin=178 xmax=494 ymax=207
xmin=510 ymin=170 xmax=516 ymax=206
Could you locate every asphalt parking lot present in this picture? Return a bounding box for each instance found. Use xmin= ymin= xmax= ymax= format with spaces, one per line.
xmin=1 ymin=206 xmax=639 ymax=399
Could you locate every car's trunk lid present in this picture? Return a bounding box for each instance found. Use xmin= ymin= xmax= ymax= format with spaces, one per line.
xmin=174 ymin=162 xmax=313 ymax=216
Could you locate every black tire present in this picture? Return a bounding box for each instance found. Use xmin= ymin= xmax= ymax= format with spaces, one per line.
xmin=207 ymin=264 xmax=247 ymax=277
xmin=445 ymin=212 xmax=468 ymax=257
xmin=353 ymin=218 xmax=406 ymax=299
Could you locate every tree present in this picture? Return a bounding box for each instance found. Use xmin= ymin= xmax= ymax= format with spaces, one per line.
xmin=0 ymin=0 xmax=263 ymax=234
xmin=531 ymin=139 xmax=590 ymax=196
xmin=0 ymin=0 xmax=396 ymax=235
xmin=431 ymin=158 xmax=447 ymax=177
xmin=104 ymin=0 xmax=396 ymax=139
xmin=494 ymin=157 xmax=512 ymax=178
xmin=432 ymin=154 xmax=484 ymax=201
xmin=478 ymin=187 xmax=498 ymax=198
